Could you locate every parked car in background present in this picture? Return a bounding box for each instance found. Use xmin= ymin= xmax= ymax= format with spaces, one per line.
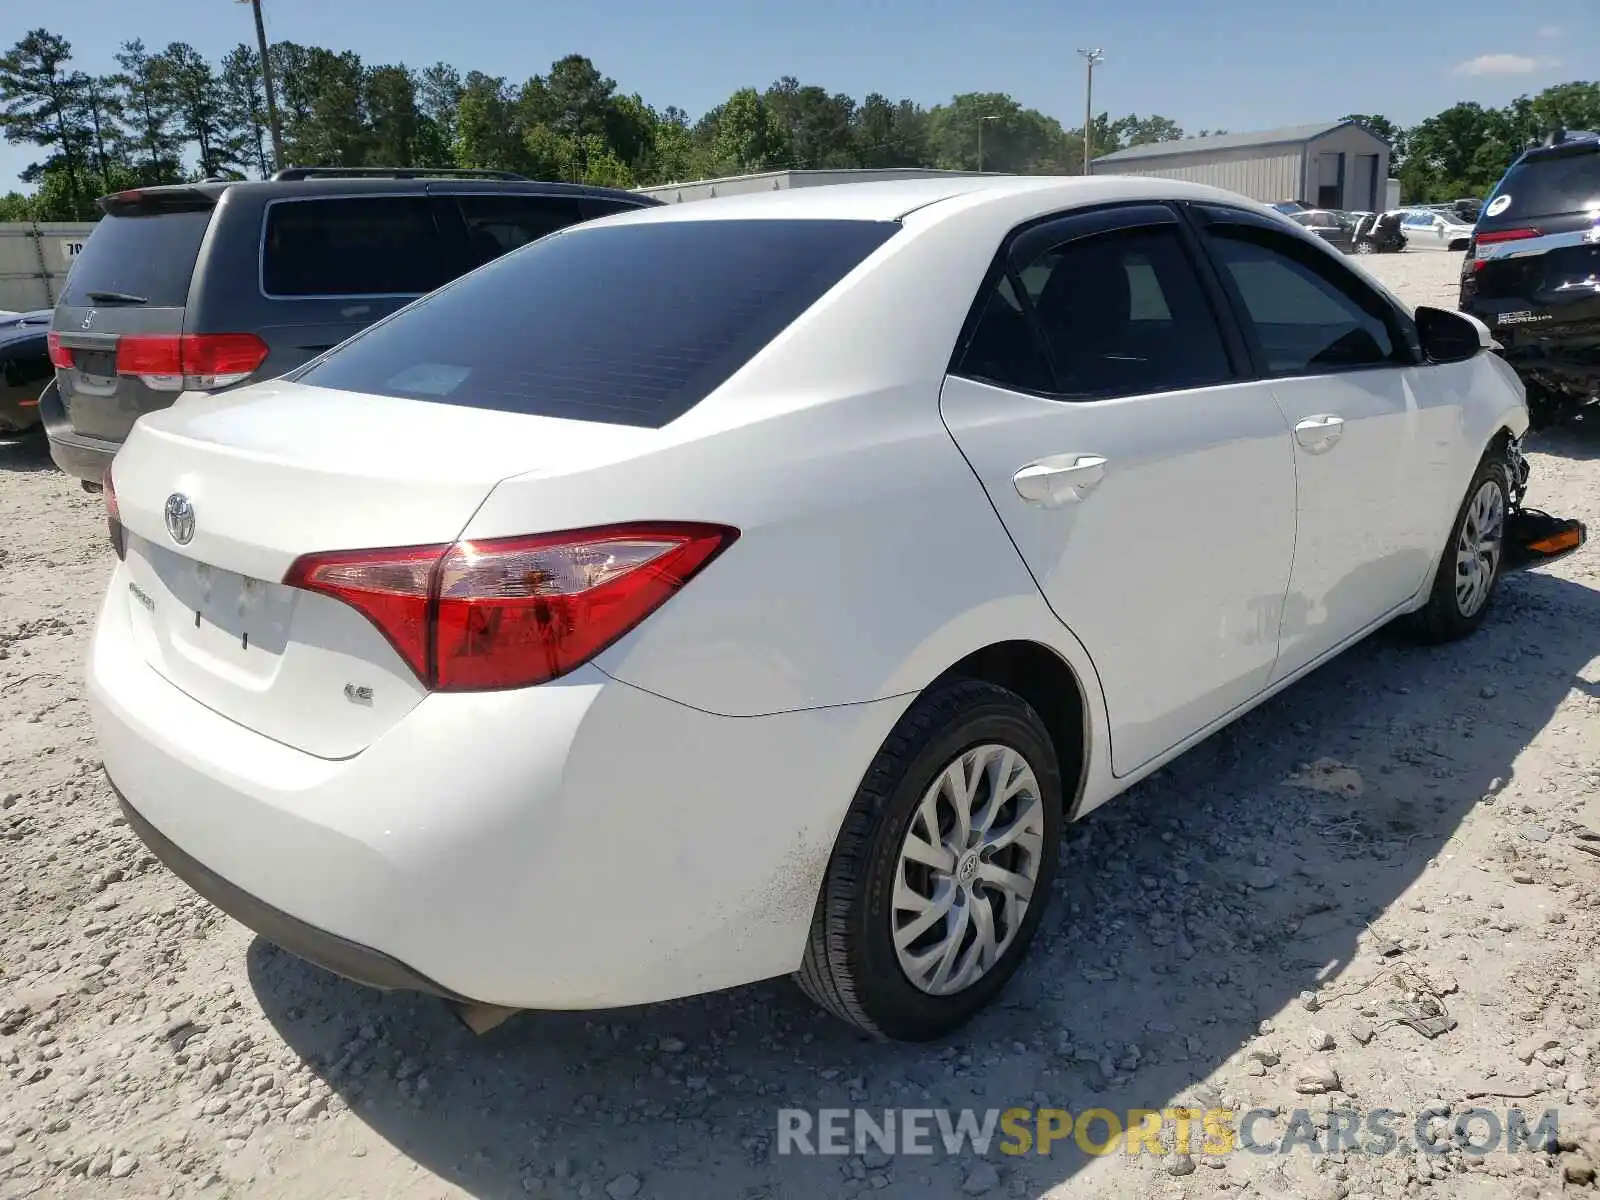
xmin=1400 ymin=207 xmax=1475 ymax=251
xmin=0 ymin=309 xmax=51 ymax=436
xmin=1287 ymin=208 xmax=1356 ymax=252
xmin=42 ymin=168 xmax=660 ymax=487
xmin=1459 ymin=128 xmax=1600 ymax=426
xmin=92 ymin=175 xmax=1579 ymax=1043
xmin=1351 ymin=211 xmax=1407 ymax=254
xmin=1449 ymin=197 xmax=1483 ymax=224
xmin=1269 ymin=200 xmax=1307 ymax=214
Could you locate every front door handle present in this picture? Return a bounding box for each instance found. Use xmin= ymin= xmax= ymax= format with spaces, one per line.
xmin=1294 ymin=414 xmax=1345 ymax=452
xmin=1013 ymin=454 xmax=1109 ymax=508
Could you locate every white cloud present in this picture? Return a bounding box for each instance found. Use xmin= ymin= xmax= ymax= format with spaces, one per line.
xmin=1453 ymin=53 xmax=1558 ymax=76
xmin=1537 ymin=24 xmax=1563 ymax=37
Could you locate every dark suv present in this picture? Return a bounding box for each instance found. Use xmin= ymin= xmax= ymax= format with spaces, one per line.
xmin=41 ymin=168 xmax=660 ymax=484
xmin=1459 ymin=130 xmax=1600 ymax=426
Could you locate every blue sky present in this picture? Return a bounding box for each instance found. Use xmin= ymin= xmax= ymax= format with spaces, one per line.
xmin=3 ymin=0 xmax=1596 ymax=189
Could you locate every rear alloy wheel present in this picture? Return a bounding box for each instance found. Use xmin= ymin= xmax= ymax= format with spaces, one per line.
xmin=1412 ymin=451 xmax=1509 ymax=643
xmin=1355 ymin=241 xmax=1375 ymax=255
xmin=797 ymin=680 xmax=1062 ymax=1041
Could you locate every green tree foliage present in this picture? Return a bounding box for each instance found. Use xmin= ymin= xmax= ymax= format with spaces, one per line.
xmin=219 ymin=45 xmax=271 ymax=177
xmin=0 ymin=29 xmax=94 ymax=217
xmin=3 ymin=25 xmax=1595 ymax=221
xmin=927 ymin=93 xmax=1077 ymax=173
xmin=162 ymin=42 xmax=231 ymax=177
xmin=113 ymin=39 xmax=182 ymax=185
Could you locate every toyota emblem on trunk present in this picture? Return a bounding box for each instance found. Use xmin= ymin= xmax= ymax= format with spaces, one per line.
xmin=164 ymin=494 xmax=195 ymax=545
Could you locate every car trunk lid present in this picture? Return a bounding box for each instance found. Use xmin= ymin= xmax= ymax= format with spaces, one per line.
xmin=109 ymin=380 xmax=659 ymax=758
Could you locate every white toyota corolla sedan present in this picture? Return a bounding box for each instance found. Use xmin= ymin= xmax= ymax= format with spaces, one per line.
xmin=89 ymin=175 xmax=1584 ymax=1042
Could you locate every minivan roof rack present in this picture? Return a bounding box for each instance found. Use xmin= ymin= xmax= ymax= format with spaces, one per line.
xmin=270 ymin=167 xmax=531 ymax=182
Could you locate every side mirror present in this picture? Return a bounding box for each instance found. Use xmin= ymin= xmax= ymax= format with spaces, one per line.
xmin=1415 ymin=306 xmax=1487 ymax=363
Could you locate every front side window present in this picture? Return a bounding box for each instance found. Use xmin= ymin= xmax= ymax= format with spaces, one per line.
xmin=1203 ymin=223 xmax=1402 ymax=375
xmin=262 ymin=196 xmax=452 ymax=297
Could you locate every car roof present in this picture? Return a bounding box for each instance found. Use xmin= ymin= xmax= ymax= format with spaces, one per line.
xmin=1517 ymin=132 xmax=1600 ymax=163
xmin=575 ymin=174 xmax=1284 ymax=229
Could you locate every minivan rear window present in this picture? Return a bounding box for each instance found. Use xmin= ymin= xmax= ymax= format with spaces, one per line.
xmin=60 ymin=210 xmax=214 ymax=308
xmin=293 ymin=218 xmax=899 ymax=428
xmin=1488 ymin=147 xmax=1600 ymax=219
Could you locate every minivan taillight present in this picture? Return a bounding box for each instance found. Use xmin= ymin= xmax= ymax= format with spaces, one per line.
xmin=282 ymin=523 xmax=738 ymax=692
xmin=115 ymin=333 xmax=269 ymax=391
xmin=103 ymin=467 xmax=125 ymax=560
xmin=47 ymin=332 xmax=73 ymax=368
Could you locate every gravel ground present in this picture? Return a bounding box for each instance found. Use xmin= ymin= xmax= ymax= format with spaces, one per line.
xmin=3 ymin=250 xmax=1600 ymax=1200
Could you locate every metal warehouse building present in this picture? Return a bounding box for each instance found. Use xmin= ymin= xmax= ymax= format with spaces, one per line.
xmin=635 ymin=167 xmax=990 ymax=204
xmin=1090 ymin=120 xmax=1392 ymax=211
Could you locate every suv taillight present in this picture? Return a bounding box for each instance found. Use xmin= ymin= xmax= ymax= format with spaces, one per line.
xmin=1471 ymin=226 xmax=1543 ymax=271
xmin=115 ymin=333 xmax=269 ymax=391
xmin=103 ymin=466 xmax=125 ymax=560
xmin=282 ymin=523 xmax=738 ymax=692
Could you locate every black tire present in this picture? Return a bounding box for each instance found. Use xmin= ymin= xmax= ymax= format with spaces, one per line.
xmin=796 ymin=679 xmax=1063 ymax=1041
xmin=1410 ymin=450 xmax=1511 ymax=644
xmin=1355 ymin=240 xmax=1375 ymax=255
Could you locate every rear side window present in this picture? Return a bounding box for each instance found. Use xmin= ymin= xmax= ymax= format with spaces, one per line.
xmin=293 ymin=218 xmax=898 ymax=427
xmin=60 ymin=210 xmax=213 ymax=308
xmin=961 ymin=223 xmax=1232 ymax=398
xmin=263 ymin=196 xmax=452 ymax=297
xmin=1489 ymin=148 xmax=1600 ymax=219
xmin=456 ymin=195 xmax=586 ymax=266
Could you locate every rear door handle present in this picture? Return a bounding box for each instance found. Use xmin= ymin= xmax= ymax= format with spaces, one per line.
xmin=1013 ymin=454 xmax=1109 ymax=508
xmin=1294 ymin=414 xmax=1345 ymax=452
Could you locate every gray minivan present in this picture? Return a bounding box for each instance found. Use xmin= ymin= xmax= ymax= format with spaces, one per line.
xmin=42 ymin=169 xmax=659 ymax=485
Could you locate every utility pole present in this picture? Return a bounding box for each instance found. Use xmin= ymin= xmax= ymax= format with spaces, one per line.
xmin=239 ymin=0 xmax=286 ymax=173
xmin=977 ymin=114 xmax=999 ymax=173
xmin=1077 ymin=48 xmax=1104 ymax=176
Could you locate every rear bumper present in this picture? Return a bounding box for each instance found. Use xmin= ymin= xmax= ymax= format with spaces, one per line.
xmin=1459 ymin=301 xmax=1600 ymax=400
xmin=88 ymin=565 xmax=904 ymax=1009
xmin=115 ymin=787 xmax=469 ymax=1000
xmin=38 ymin=379 xmax=119 ymax=481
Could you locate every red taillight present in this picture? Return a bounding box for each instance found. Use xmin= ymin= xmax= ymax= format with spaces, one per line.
xmin=283 ymin=523 xmax=738 ymax=692
xmin=46 ymin=332 xmax=73 ymax=369
xmin=1475 ymin=227 xmax=1541 ymax=245
xmin=115 ymin=333 xmax=269 ymax=391
xmin=103 ymin=467 xmax=125 ymax=560
xmin=1471 ymin=227 xmax=1543 ymax=271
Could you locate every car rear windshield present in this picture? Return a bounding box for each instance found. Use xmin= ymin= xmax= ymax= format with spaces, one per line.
xmin=293 ymin=217 xmax=900 ymax=427
xmin=59 ymin=209 xmax=214 ymax=308
xmin=1487 ymin=147 xmax=1600 ymax=220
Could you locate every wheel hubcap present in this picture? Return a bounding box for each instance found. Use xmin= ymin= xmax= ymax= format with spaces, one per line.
xmin=1455 ymin=479 xmax=1505 ymax=618
xmin=892 ymin=743 xmax=1046 ymax=996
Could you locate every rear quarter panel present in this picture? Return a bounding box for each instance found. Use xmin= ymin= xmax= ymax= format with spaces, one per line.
xmin=454 ymin=202 xmax=1111 ymax=729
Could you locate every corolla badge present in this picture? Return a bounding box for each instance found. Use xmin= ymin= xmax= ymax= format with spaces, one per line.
xmin=164 ymin=493 xmax=195 ymax=545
